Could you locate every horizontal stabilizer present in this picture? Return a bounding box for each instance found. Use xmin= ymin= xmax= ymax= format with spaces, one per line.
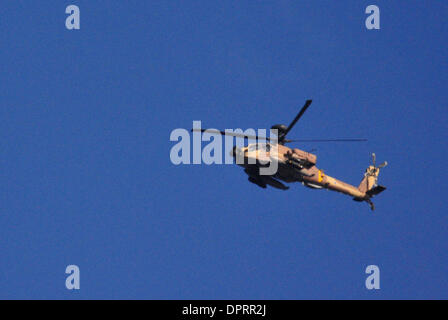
xmin=366 ymin=185 xmax=386 ymax=197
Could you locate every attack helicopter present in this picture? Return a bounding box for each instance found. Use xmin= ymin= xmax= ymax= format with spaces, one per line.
xmin=193 ymin=100 xmax=387 ymax=210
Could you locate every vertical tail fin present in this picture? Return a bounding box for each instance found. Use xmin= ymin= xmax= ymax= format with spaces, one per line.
xmin=358 ymin=153 xmax=387 ymax=210
xmin=358 ymin=165 xmax=381 ymax=193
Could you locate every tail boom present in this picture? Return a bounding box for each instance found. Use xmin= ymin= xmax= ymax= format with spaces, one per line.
xmin=300 ymin=156 xmax=387 ymax=211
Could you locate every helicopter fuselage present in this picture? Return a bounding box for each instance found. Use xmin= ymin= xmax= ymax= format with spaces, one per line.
xmin=233 ymin=142 xmax=367 ymax=200
xmin=194 ymin=99 xmax=386 ymax=210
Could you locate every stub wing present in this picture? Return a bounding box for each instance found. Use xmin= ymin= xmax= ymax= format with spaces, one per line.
xmin=366 ymin=185 xmax=386 ymax=197
xmin=245 ymin=168 xmax=289 ymax=190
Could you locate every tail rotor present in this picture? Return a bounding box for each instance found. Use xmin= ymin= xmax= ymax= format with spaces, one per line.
xmin=369 ymin=153 xmax=387 ymax=186
xmin=358 ymin=153 xmax=388 ymax=210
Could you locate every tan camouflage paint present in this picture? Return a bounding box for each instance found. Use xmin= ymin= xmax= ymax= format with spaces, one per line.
xmin=237 ymin=143 xmax=384 ymax=202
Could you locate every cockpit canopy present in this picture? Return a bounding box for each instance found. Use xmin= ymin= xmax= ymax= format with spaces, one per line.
xmin=247 ymin=143 xmax=271 ymax=152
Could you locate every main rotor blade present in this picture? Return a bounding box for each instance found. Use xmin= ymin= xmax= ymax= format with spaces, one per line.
xmin=283 ymin=99 xmax=313 ymax=137
xmin=285 ymin=138 xmax=367 ymax=143
xmin=377 ymin=161 xmax=387 ymax=168
xmin=191 ymin=128 xmax=274 ymax=141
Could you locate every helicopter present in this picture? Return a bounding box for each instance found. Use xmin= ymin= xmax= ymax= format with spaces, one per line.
xmin=193 ymin=100 xmax=387 ymax=210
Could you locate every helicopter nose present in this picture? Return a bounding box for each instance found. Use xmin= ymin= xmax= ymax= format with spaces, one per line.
xmin=230 ymin=146 xmax=243 ymax=157
xmin=231 ymin=146 xmax=246 ymax=164
xmin=231 ymin=146 xmax=238 ymax=157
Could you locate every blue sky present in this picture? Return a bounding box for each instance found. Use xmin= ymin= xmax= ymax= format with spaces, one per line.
xmin=1 ymin=1 xmax=447 ymax=299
